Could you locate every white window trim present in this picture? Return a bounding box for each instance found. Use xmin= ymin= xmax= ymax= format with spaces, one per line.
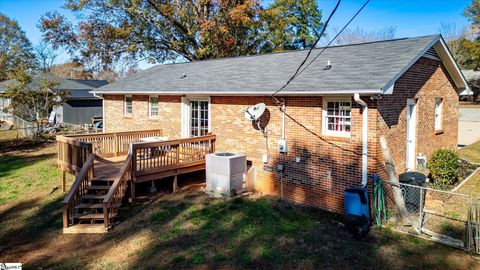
xmin=149 ymin=96 xmax=159 ymax=119
xmin=181 ymin=96 xmax=211 ymax=138
xmin=322 ymin=96 xmax=352 ymax=138
xmin=434 ymin=98 xmax=443 ymax=131
xmin=124 ymin=95 xmax=132 ymax=116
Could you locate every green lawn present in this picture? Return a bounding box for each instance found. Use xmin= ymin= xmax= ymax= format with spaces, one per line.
xmin=0 ymin=145 xmax=65 ymax=203
xmin=459 ymin=140 xmax=480 ymax=164
xmin=0 ymin=144 xmax=478 ymax=269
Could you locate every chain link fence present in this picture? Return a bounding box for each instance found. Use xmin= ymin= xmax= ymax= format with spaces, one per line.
xmin=382 ymin=180 xmax=475 ymax=252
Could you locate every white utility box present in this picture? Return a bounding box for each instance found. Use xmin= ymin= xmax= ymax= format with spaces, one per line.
xmin=206 ymin=152 xmax=247 ymax=198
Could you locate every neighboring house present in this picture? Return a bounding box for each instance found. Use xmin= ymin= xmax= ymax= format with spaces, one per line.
xmin=461 ymin=69 xmax=480 ymax=101
xmin=92 ymin=35 xmax=469 ymax=213
xmin=0 ymin=74 xmax=108 ymax=124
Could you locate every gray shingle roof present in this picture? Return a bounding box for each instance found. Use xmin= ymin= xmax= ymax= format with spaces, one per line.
xmin=94 ymin=35 xmax=444 ymax=95
xmin=0 ymin=74 xmax=108 ymax=99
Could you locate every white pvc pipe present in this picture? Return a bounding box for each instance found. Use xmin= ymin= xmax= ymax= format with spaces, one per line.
xmin=281 ymin=99 xmax=286 ymax=140
xmin=354 ymin=93 xmax=368 ymax=187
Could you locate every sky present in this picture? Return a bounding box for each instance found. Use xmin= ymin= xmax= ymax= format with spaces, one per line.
xmin=0 ymin=0 xmax=474 ymax=69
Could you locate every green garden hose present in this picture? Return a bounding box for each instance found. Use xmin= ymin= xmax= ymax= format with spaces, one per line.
xmin=373 ymin=174 xmax=387 ymax=228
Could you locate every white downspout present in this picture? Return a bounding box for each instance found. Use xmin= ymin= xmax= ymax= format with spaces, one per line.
xmin=281 ymin=99 xmax=286 ymax=140
xmin=354 ymin=93 xmax=368 ymax=187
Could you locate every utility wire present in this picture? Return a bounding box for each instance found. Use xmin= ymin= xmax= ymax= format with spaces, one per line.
xmin=271 ymin=0 xmax=370 ymax=103
xmin=270 ymin=0 xmax=342 ymax=98
xmin=295 ymin=0 xmax=370 ymax=80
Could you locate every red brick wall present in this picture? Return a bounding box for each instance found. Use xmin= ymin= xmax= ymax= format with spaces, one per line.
xmin=101 ymin=57 xmax=459 ymax=213
xmin=211 ymin=96 xmax=378 ymax=212
xmin=375 ymin=57 xmax=459 ymax=178
xmin=103 ymin=94 xmax=182 ymax=138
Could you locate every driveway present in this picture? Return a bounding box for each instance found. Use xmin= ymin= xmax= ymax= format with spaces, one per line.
xmin=459 ymin=108 xmax=480 ymax=147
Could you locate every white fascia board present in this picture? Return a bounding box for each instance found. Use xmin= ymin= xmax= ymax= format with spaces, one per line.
xmin=91 ymin=88 xmax=382 ymax=96
xmin=381 ymin=35 xmax=470 ymax=95
xmin=434 ymin=37 xmax=470 ymax=92
xmin=381 ymin=36 xmax=441 ymax=95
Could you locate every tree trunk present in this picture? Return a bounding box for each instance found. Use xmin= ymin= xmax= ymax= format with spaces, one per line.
xmin=379 ymin=136 xmax=416 ymax=228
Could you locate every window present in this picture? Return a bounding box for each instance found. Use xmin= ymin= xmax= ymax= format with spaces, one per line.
xmin=124 ymin=95 xmax=132 ymax=116
xmin=323 ymin=98 xmax=351 ymax=137
xmin=435 ymin=98 xmax=443 ymax=131
xmin=190 ymin=100 xmax=209 ymax=137
xmin=149 ymin=96 xmax=158 ymax=118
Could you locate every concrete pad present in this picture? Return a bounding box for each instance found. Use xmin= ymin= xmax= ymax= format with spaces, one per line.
xmin=459 ymin=108 xmax=480 ymax=147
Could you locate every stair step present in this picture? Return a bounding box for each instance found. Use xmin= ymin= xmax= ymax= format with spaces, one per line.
xmin=88 ymin=185 xmax=111 ymax=190
xmin=76 ymin=203 xmax=104 ymax=209
xmin=63 ymin=224 xmax=108 ymax=234
xmin=76 ymin=203 xmax=120 ymax=209
xmin=75 ymin=213 xmax=118 ymax=220
xmin=91 ymin=178 xmax=115 ymax=182
xmin=83 ymin=194 xmax=106 ymax=200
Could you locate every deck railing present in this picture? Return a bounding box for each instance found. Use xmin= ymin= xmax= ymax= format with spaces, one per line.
xmin=68 ymin=129 xmax=163 ymax=157
xmin=57 ymin=135 xmax=93 ymax=174
xmin=103 ymin=154 xmax=132 ymax=229
xmin=63 ymin=153 xmax=95 ymax=228
xmin=131 ymin=134 xmax=216 ymax=180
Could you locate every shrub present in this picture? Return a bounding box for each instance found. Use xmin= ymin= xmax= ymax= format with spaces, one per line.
xmin=427 ymin=149 xmax=459 ymax=189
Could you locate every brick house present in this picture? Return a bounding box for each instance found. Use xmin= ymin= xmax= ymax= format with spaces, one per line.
xmin=92 ymin=35 xmax=469 ymax=213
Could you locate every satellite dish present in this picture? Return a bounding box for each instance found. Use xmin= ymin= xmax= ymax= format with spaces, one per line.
xmin=245 ymin=103 xmax=266 ymax=121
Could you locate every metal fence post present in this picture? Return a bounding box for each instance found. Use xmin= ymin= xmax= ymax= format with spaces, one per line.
xmin=467 ymin=195 xmax=472 ymax=253
xmin=418 ymin=186 xmax=424 ymax=235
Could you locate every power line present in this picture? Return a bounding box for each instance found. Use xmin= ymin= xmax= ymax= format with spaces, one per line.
xmin=271 ymin=0 xmax=370 ymax=103
xmin=295 ymin=0 xmax=370 ymax=80
xmin=270 ymin=0 xmax=342 ymax=98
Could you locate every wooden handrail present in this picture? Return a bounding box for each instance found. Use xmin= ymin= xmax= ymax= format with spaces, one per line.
xmin=65 ymin=129 xmax=162 ymax=139
xmin=131 ymin=134 xmax=216 ymax=178
xmin=103 ymin=154 xmax=132 ymax=228
xmin=132 ymin=134 xmax=216 ymax=149
xmin=63 ymin=153 xmax=95 ymax=204
xmin=104 ymin=155 xmax=132 ymax=204
xmin=57 ymin=135 xmax=93 ymax=175
xmin=63 ymin=153 xmax=95 ymax=229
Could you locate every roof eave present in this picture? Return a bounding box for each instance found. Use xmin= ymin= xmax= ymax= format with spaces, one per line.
xmin=381 ymin=35 xmax=470 ymax=94
xmin=91 ymin=89 xmax=382 ymax=96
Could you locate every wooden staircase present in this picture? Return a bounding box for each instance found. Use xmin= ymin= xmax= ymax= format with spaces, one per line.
xmin=56 ymin=130 xmax=216 ymax=234
xmin=63 ymin=155 xmax=132 ymax=234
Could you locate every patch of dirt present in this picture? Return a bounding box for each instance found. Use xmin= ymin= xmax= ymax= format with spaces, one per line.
xmin=0 ymin=139 xmax=54 ymax=155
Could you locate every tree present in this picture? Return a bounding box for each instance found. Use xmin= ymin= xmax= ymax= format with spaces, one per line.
xmin=34 ymin=41 xmax=59 ymax=73
xmin=331 ymin=26 xmax=397 ymax=46
xmin=95 ymin=68 xmax=120 ymax=82
xmin=261 ymin=0 xmax=323 ymax=52
xmin=440 ymin=2 xmax=480 ymax=71
xmin=4 ymin=69 xmax=68 ymax=136
xmin=464 ymin=0 xmax=480 ymax=39
xmin=0 ymin=13 xmax=36 ymax=81
xmin=39 ymin=0 xmax=265 ymax=70
xmin=39 ymin=0 xmax=324 ymax=69
xmin=49 ymin=62 xmax=93 ymax=79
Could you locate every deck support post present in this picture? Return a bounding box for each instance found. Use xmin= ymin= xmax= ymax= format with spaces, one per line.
xmin=62 ymin=170 xmax=66 ymax=193
xmin=130 ymin=181 xmax=136 ymax=203
xmin=173 ymin=175 xmax=178 ymax=192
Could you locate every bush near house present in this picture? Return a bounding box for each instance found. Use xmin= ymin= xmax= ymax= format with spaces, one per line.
xmin=428 ymin=149 xmax=459 ymax=189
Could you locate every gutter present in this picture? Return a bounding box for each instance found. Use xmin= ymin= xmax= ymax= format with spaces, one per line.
xmin=90 ymin=89 xmax=382 ymax=96
xmin=354 ymin=93 xmax=368 ymax=187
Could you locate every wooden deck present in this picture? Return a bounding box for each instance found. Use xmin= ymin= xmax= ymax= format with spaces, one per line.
xmin=57 ymin=130 xmax=216 ymax=233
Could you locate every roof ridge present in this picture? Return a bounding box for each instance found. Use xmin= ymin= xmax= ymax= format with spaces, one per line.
xmin=144 ymin=34 xmax=441 ymax=68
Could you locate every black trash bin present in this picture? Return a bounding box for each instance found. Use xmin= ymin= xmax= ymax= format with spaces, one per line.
xmin=399 ymin=172 xmax=426 ymax=213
